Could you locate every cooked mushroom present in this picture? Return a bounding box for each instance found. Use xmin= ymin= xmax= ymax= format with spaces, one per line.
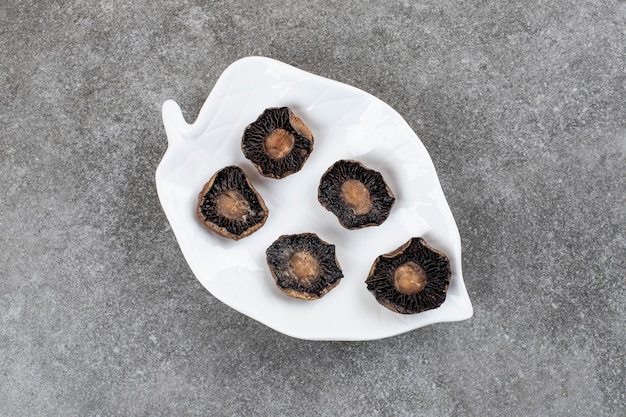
xmin=318 ymin=160 xmax=395 ymax=229
xmin=241 ymin=107 xmax=314 ymax=179
xmin=366 ymin=238 xmax=451 ymax=314
xmin=266 ymin=233 xmax=343 ymax=300
xmin=196 ymin=166 xmax=268 ymax=240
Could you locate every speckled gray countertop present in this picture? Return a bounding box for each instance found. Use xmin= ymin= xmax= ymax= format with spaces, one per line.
xmin=1 ymin=1 xmax=624 ymax=416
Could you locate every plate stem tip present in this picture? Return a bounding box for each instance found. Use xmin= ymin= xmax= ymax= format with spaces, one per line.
xmin=162 ymin=100 xmax=188 ymax=144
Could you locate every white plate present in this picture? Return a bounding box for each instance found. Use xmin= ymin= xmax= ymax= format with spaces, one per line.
xmin=156 ymin=56 xmax=472 ymax=341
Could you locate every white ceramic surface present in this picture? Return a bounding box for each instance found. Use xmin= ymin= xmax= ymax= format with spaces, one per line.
xmin=156 ymin=56 xmax=473 ymax=341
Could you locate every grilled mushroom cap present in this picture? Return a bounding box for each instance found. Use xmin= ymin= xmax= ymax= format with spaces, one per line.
xmin=242 ymin=107 xmax=314 ymax=179
xmin=318 ymin=160 xmax=395 ymax=229
xmin=266 ymin=233 xmax=343 ymax=300
xmin=196 ymin=166 xmax=268 ymax=240
xmin=366 ymin=238 xmax=451 ymax=314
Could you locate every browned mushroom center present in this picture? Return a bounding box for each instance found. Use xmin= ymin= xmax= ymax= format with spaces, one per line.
xmin=340 ymin=179 xmax=373 ymax=215
xmin=393 ymin=261 xmax=427 ymax=294
xmin=264 ymin=128 xmax=295 ymax=159
xmin=289 ymin=251 xmax=320 ymax=283
xmin=215 ymin=190 xmax=250 ymax=220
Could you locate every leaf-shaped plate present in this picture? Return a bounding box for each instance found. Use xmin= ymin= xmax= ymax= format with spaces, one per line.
xmin=156 ymin=56 xmax=472 ymax=341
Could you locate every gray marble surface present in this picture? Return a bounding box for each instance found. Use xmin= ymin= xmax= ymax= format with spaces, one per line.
xmin=1 ymin=1 xmax=624 ymax=416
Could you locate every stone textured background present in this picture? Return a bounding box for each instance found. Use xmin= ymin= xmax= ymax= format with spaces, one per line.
xmin=1 ymin=1 xmax=624 ymax=416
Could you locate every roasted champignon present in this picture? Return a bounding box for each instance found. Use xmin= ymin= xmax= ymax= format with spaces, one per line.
xmin=196 ymin=166 xmax=268 ymax=240
xmin=266 ymin=233 xmax=343 ymax=300
xmin=318 ymin=160 xmax=395 ymax=229
xmin=241 ymin=107 xmax=314 ymax=179
xmin=366 ymin=237 xmax=451 ymax=314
